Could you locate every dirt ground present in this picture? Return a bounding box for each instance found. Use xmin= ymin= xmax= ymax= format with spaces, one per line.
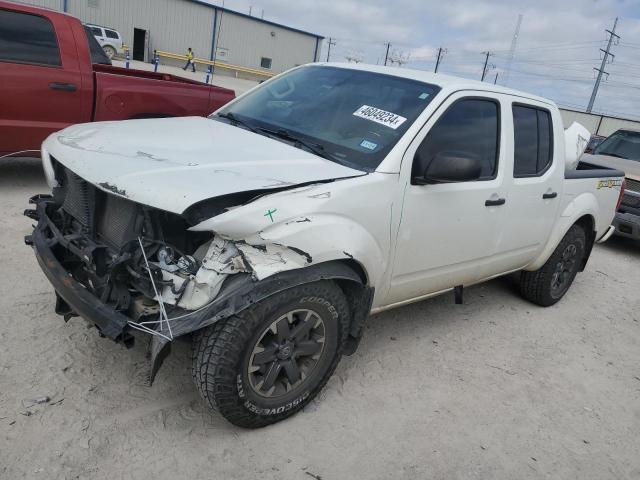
xmin=1 ymin=157 xmax=639 ymax=480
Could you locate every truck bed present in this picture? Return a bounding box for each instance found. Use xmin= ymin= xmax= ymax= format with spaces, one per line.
xmin=563 ymin=161 xmax=625 ymax=239
xmin=93 ymin=64 xmax=208 ymax=86
xmin=92 ymin=65 xmax=235 ymax=121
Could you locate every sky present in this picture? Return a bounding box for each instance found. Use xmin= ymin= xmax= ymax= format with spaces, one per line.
xmin=207 ymin=0 xmax=640 ymax=120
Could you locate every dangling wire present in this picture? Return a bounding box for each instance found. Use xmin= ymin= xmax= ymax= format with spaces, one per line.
xmin=137 ymin=237 xmax=173 ymax=340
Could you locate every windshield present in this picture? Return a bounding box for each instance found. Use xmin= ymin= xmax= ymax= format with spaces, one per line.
xmin=214 ymin=65 xmax=440 ymax=171
xmin=593 ymin=130 xmax=640 ymax=161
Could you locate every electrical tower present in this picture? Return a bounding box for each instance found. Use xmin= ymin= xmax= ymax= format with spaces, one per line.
xmin=326 ymin=37 xmax=336 ymax=62
xmin=503 ymin=14 xmax=523 ymax=86
xmin=481 ymin=51 xmax=495 ymax=81
xmin=389 ymin=50 xmax=410 ymax=67
xmin=587 ymin=17 xmax=620 ymax=113
xmin=345 ymin=50 xmax=364 ymax=63
xmin=434 ymin=47 xmax=447 ymax=73
xmin=383 ymin=42 xmax=391 ymax=66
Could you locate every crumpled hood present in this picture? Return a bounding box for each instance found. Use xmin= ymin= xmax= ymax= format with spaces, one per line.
xmin=44 ymin=117 xmax=364 ymax=214
xmin=581 ymin=153 xmax=640 ymax=181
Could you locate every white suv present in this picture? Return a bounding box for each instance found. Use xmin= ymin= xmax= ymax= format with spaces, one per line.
xmin=85 ymin=24 xmax=122 ymax=59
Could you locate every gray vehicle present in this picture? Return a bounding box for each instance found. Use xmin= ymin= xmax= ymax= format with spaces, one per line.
xmin=581 ymin=129 xmax=640 ymax=240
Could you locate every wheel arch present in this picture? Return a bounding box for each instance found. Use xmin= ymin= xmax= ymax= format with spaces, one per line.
xmin=574 ymin=214 xmax=596 ymax=271
xmin=527 ymin=195 xmax=598 ymax=271
xmin=149 ymin=259 xmax=374 ymax=382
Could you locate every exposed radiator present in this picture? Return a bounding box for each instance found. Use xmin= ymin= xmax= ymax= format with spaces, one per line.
xmin=56 ymin=164 xmax=139 ymax=248
xmin=61 ymin=168 xmax=94 ymax=229
xmin=96 ymin=193 xmax=139 ymax=247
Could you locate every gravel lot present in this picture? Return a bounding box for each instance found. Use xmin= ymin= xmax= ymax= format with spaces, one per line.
xmin=1 ymin=157 xmax=639 ymax=480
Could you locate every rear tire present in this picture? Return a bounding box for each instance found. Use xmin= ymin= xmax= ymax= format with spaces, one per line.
xmin=191 ymin=280 xmax=349 ymax=428
xmin=520 ymin=224 xmax=586 ymax=306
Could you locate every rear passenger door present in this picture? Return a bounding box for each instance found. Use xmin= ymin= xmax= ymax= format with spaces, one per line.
xmin=0 ymin=8 xmax=85 ymax=153
xmin=499 ymin=101 xmax=562 ymax=269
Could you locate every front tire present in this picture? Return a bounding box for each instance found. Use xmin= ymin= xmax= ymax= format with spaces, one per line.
xmin=191 ymin=281 xmax=349 ymax=428
xmin=520 ymin=224 xmax=586 ymax=306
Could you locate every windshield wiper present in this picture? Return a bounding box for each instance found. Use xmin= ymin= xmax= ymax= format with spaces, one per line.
xmin=257 ymin=127 xmax=331 ymax=160
xmin=216 ymin=112 xmax=261 ymax=134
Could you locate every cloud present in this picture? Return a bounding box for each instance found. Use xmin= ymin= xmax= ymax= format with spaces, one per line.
xmin=214 ymin=0 xmax=640 ymax=118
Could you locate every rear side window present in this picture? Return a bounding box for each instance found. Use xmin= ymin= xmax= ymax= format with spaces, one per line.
xmin=0 ymin=10 xmax=61 ymax=66
xmin=104 ymin=29 xmax=119 ymax=39
xmin=513 ymin=105 xmax=553 ymax=177
xmin=413 ymin=98 xmax=500 ymax=180
xmin=89 ymin=26 xmax=102 ymax=36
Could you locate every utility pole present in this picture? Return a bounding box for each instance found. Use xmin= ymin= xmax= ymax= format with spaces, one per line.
xmin=384 ymin=42 xmax=391 ymax=66
xmin=434 ymin=47 xmax=446 ymax=73
xmin=326 ymin=37 xmax=336 ymax=62
xmin=494 ymin=72 xmax=499 ymax=84
xmin=481 ymin=51 xmax=493 ymax=81
xmin=504 ymin=14 xmax=523 ymax=87
xmin=587 ymin=17 xmax=620 ymax=113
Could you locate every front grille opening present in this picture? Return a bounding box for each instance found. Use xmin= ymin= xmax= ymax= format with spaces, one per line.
xmin=619 ymin=223 xmax=633 ymax=235
xmin=621 ymin=193 xmax=640 ymax=208
xmin=625 ymin=177 xmax=640 ymax=193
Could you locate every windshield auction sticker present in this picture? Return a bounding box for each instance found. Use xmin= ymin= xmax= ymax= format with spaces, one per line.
xmin=353 ymin=105 xmax=407 ymax=130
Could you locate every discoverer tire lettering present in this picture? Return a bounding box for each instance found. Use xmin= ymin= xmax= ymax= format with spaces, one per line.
xmin=191 ymin=280 xmax=349 ymax=428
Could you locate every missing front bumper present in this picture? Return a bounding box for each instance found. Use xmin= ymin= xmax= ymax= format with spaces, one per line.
xmin=28 ymin=200 xmax=133 ymax=345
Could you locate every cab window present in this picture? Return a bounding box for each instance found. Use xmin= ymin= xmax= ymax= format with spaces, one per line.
xmin=412 ymin=98 xmax=500 ymax=181
xmin=512 ymin=105 xmax=553 ymax=177
xmin=0 ymin=9 xmax=61 ymax=66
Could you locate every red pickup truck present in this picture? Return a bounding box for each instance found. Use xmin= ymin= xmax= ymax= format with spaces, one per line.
xmin=0 ymin=1 xmax=235 ymax=156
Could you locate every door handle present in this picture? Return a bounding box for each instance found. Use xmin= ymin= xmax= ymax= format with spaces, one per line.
xmin=49 ymin=82 xmax=77 ymax=92
xmin=542 ymin=192 xmax=558 ymax=199
xmin=485 ymin=198 xmax=506 ymax=207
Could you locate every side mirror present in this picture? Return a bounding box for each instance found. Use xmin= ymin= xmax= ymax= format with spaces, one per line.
xmin=414 ymin=150 xmax=483 ymax=184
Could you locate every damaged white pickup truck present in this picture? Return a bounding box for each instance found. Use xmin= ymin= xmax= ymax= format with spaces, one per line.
xmin=26 ymin=64 xmax=626 ymax=428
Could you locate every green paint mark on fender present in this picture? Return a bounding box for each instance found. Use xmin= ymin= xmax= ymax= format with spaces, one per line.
xmin=264 ymin=208 xmax=277 ymax=222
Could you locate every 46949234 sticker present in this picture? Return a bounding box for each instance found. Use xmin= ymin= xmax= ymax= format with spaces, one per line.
xmin=353 ymin=105 xmax=407 ymax=130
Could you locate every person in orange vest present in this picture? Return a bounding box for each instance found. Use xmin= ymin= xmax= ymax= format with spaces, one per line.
xmin=182 ymin=47 xmax=196 ymax=72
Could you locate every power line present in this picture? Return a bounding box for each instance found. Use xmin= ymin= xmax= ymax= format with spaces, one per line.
xmin=587 ymin=17 xmax=620 ymax=113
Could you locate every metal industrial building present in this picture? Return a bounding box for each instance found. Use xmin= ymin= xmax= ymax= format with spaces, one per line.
xmin=559 ymin=108 xmax=640 ymax=136
xmin=19 ymin=0 xmax=324 ymax=76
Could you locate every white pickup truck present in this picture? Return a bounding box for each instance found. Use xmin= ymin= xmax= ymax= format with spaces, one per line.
xmin=27 ymin=64 xmax=625 ymax=428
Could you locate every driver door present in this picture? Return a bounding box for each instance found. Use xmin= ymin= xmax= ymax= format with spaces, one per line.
xmin=385 ymin=92 xmax=509 ymax=305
